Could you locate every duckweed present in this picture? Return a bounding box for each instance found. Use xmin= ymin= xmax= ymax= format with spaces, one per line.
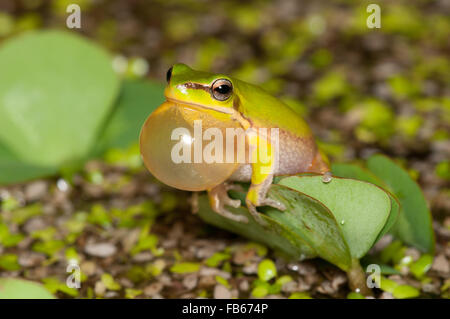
xmin=101 ymin=273 xmax=121 ymax=291
xmin=251 ymin=285 xmax=269 ymax=298
xmin=0 ymin=223 xmax=24 ymax=248
xmin=392 ymin=285 xmax=420 ymax=299
xmin=380 ymin=277 xmax=399 ymax=294
xmin=409 ymin=254 xmax=433 ymax=279
xmin=42 ymin=277 xmax=78 ymax=297
xmin=275 ymin=275 xmax=294 ymax=286
xmin=170 ymin=262 xmax=201 ymax=274
xmin=215 ymin=276 xmax=231 ymax=289
xmin=347 ymin=292 xmax=365 ymax=299
xmin=32 ymin=240 xmax=65 ymax=257
xmin=289 ymin=292 xmax=312 ymax=299
xmin=257 ymin=259 xmax=277 ymax=282
xmin=205 ymin=252 xmax=231 ymax=267
xmin=125 ymin=288 xmax=143 ymax=299
xmin=0 ymin=254 xmax=20 ymax=271
xmin=245 ymin=242 xmax=268 ymax=257
xmin=11 ymin=203 xmax=43 ymax=225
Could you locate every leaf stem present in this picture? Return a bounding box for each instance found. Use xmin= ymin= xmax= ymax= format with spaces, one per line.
xmin=347 ymin=259 xmax=373 ymax=297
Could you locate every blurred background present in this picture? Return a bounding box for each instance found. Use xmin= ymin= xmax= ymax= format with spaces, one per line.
xmin=0 ymin=0 xmax=448 ymax=299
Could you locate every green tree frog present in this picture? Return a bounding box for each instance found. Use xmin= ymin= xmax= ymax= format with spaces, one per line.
xmin=140 ymin=63 xmax=329 ymax=224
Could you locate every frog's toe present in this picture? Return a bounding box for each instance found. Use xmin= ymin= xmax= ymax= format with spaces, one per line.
xmin=212 ymin=202 xmax=248 ymax=223
xmin=208 ymin=183 xmax=248 ymax=223
xmin=261 ymin=197 xmax=286 ymax=211
xmin=218 ymin=208 xmax=248 ymax=223
xmin=246 ymin=201 xmax=268 ymax=226
xmin=224 ymin=183 xmax=245 ymax=193
xmin=225 ymin=197 xmax=241 ymax=208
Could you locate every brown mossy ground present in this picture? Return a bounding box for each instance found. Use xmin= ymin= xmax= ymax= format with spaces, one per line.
xmin=0 ymin=0 xmax=449 ymax=299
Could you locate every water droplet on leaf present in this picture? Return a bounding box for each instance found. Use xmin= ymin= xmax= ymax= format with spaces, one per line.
xmin=321 ymin=171 xmax=333 ymax=183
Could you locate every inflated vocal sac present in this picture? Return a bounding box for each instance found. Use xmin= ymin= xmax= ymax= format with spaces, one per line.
xmin=140 ymin=101 xmax=244 ymax=191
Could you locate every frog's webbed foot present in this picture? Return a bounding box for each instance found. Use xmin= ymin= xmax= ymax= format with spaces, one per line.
xmin=245 ymin=177 xmax=286 ymax=226
xmin=208 ymin=183 xmax=248 ymax=223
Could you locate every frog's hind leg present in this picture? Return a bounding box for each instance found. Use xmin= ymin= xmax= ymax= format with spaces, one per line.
xmin=208 ymin=183 xmax=248 ymax=223
xmin=308 ymin=148 xmax=330 ymax=174
xmin=245 ymin=171 xmax=286 ymax=226
xmin=245 ymin=130 xmax=286 ymax=225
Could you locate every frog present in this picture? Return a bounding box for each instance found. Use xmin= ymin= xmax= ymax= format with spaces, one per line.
xmin=141 ymin=63 xmax=330 ymax=224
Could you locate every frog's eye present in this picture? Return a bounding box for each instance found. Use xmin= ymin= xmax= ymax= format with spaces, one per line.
xmin=166 ymin=66 xmax=173 ymax=83
xmin=211 ymin=79 xmax=233 ymax=101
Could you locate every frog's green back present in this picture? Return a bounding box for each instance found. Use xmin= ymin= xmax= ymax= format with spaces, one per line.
xmin=232 ymin=78 xmax=313 ymax=139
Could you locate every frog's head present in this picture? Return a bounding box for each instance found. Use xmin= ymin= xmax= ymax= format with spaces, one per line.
xmin=164 ymin=63 xmax=236 ymax=115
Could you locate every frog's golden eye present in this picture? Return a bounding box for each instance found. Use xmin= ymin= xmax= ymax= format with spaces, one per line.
xmin=211 ymin=79 xmax=233 ymax=101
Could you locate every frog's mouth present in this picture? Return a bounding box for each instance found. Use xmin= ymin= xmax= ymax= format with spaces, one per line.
xmin=166 ymin=97 xmax=234 ymax=115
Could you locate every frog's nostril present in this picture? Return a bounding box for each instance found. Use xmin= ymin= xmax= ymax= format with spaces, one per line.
xmin=166 ymin=66 xmax=173 ymax=83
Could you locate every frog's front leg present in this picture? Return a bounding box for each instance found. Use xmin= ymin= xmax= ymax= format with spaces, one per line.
xmin=208 ymin=183 xmax=248 ymax=223
xmin=245 ymin=129 xmax=286 ymax=225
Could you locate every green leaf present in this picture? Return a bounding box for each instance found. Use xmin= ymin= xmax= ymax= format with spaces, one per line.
xmin=0 ymin=142 xmax=56 ymax=184
xmin=198 ymin=184 xmax=353 ymax=270
xmin=198 ymin=194 xmax=316 ymax=261
xmin=0 ymin=278 xmax=55 ymax=299
xmin=332 ymin=163 xmax=383 ymax=185
xmin=331 ymin=162 xmax=401 ymax=242
xmin=367 ymin=155 xmax=435 ymax=253
xmin=375 ymin=196 xmax=400 ymax=242
xmin=278 ymin=175 xmax=391 ymax=259
xmin=264 ymin=184 xmax=352 ymax=269
xmin=95 ymin=79 xmax=165 ymax=154
xmin=0 ymin=30 xmax=120 ymax=184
